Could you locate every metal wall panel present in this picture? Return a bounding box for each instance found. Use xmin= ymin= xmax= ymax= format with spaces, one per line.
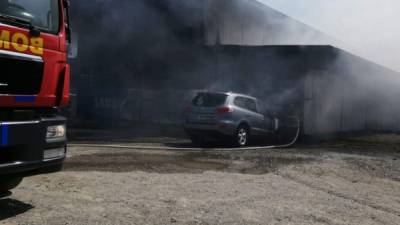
xmin=303 ymin=52 xmax=400 ymax=135
xmin=204 ymin=0 xmax=336 ymax=46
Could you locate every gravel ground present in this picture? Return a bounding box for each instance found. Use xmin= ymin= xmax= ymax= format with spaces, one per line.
xmin=1 ymin=135 xmax=400 ymax=225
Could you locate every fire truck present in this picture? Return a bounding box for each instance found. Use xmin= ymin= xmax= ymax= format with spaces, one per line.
xmin=0 ymin=0 xmax=71 ymax=197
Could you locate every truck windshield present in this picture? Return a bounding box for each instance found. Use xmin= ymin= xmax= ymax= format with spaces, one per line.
xmin=0 ymin=0 xmax=59 ymax=34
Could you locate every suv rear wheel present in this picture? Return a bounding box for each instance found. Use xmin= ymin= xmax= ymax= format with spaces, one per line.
xmin=234 ymin=125 xmax=249 ymax=147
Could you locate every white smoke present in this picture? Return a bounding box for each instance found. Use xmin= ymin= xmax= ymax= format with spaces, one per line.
xmin=258 ymin=0 xmax=400 ymax=72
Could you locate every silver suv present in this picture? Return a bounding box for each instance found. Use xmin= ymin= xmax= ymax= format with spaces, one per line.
xmin=184 ymin=92 xmax=278 ymax=147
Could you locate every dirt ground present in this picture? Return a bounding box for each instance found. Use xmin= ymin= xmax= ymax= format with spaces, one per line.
xmin=1 ymin=134 xmax=400 ymax=225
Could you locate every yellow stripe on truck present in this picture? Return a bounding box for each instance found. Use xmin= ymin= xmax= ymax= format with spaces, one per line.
xmin=0 ymin=29 xmax=44 ymax=55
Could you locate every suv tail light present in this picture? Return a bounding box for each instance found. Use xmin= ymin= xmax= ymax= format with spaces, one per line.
xmin=216 ymin=106 xmax=233 ymax=114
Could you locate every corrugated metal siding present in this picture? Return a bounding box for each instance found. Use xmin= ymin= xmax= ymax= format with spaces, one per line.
xmin=303 ymin=55 xmax=400 ymax=135
xmin=204 ymin=0 xmax=337 ymax=46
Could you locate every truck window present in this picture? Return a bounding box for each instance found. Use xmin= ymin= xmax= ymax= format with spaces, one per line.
xmin=0 ymin=0 xmax=60 ymax=33
xmin=192 ymin=93 xmax=227 ymax=107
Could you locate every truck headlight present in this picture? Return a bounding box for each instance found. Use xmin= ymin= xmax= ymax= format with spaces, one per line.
xmin=46 ymin=124 xmax=66 ymax=140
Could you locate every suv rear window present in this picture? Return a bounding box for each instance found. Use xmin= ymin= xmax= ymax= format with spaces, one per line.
xmin=192 ymin=93 xmax=227 ymax=107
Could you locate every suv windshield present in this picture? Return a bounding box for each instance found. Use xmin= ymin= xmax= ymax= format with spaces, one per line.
xmin=192 ymin=93 xmax=227 ymax=107
xmin=0 ymin=0 xmax=59 ymax=33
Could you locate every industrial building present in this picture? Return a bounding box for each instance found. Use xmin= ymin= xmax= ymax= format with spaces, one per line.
xmin=70 ymin=0 xmax=400 ymax=137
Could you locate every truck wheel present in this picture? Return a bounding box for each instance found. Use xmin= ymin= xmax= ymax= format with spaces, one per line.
xmin=233 ymin=125 xmax=249 ymax=147
xmin=0 ymin=178 xmax=23 ymax=192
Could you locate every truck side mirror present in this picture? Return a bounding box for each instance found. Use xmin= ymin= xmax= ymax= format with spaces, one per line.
xmin=63 ymin=0 xmax=77 ymax=59
xmin=63 ymin=0 xmax=72 ymax=44
xmin=67 ymin=32 xmax=78 ymax=59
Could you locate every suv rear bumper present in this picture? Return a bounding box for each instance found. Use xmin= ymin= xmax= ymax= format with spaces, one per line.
xmin=0 ymin=116 xmax=66 ymax=178
xmin=184 ymin=120 xmax=237 ymax=137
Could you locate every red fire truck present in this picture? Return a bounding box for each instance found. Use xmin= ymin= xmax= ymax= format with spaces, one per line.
xmin=0 ymin=0 xmax=71 ymax=196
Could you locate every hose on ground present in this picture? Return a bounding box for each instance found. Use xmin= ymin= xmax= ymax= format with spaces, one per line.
xmin=69 ymin=117 xmax=301 ymax=152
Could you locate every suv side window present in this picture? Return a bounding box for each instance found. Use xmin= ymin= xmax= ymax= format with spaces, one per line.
xmin=234 ymin=97 xmax=246 ymax=109
xmin=234 ymin=97 xmax=258 ymax=113
xmin=245 ymin=99 xmax=258 ymax=113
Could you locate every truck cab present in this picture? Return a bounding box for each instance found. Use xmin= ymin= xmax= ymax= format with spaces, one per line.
xmin=0 ymin=0 xmax=71 ymax=195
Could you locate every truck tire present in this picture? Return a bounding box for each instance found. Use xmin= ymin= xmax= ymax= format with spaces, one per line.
xmin=0 ymin=178 xmax=23 ymax=192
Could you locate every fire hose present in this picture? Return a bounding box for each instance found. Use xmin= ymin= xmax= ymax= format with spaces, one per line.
xmin=69 ymin=117 xmax=301 ymax=152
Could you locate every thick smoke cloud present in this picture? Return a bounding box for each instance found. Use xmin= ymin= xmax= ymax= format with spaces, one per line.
xmin=303 ymin=49 xmax=400 ymax=135
xmin=70 ymin=0 xmax=212 ymax=122
xmin=70 ymin=0 xmax=400 ymax=136
xmin=258 ymin=0 xmax=400 ymax=72
xmin=72 ymin=0 xmax=209 ymax=88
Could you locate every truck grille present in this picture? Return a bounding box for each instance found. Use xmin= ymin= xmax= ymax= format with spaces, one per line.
xmin=0 ymin=50 xmax=44 ymax=95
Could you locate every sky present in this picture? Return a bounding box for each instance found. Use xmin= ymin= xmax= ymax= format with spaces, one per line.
xmin=258 ymin=0 xmax=400 ymax=72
